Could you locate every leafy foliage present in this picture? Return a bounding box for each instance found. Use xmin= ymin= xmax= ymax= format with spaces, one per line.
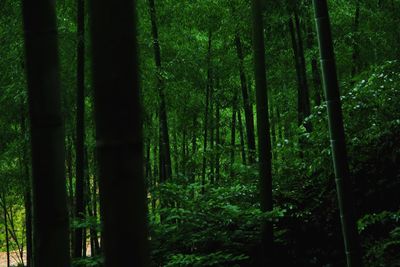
xmin=149 ymin=180 xmax=286 ymax=266
xmin=358 ymin=210 xmax=400 ymax=267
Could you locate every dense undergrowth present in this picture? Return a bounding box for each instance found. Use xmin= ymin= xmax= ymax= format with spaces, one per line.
xmin=144 ymin=61 xmax=400 ymax=266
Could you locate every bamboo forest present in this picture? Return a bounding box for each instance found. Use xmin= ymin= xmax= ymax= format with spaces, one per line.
xmin=1 ymin=0 xmax=400 ymax=266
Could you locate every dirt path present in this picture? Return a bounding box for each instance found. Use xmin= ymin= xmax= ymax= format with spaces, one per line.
xmin=0 ymin=243 xmax=94 ymax=266
xmin=0 ymin=251 xmax=25 ymax=267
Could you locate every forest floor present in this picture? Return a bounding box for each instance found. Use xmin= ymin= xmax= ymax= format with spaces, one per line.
xmin=0 ymin=244 xmax=93 ymax=266
xmin=0 ymin=250 xmax=26 ymax=267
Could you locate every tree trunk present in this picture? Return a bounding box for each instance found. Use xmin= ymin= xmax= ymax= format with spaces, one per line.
xmin=145 ymin=139 xmax=152 ymax=180
xmin=215 ymin=99 xmax=221 ymax=183
xmin=251 ymin=0 xmax=274 ymax=264
xmin=153 ymin=138 xmax=159 ymax=183
xmin=294 ymin=12 xmax=312 ymax=126
xmin=20 ymin=106 xmax=33 ymax=267
xmin=148 ymin=0 xmax=172 ymax=183
xmin=74 ymin=0 xmax=85 ymax=259
xmin=66 ymin=135 xmax=75 ymax=254
xmin=209 ymin=90 xmax=215 ymax=184
xmin=181 ymin=127 xmax=188 ymax=177
xmin=305 ymin=3 xmax=323 ymax=106
xmin=351 ymin=0 xmax=361 ymax=80
xmin=235 ymin=35 xmax=256 ymax=163
xmin=90 ymin=163 xmax=100 ymax=256
xmin=201 ymin=30 xmax=212 ymax=194
xmin=289 ymin=16 xmax=304 ymax=127
xmin=1 ymin=194 xmax=10 ymax=267
xmin=83 ymin=147 xmax=92 ymax=258
xmin=86 ymin=191 xmax=98 ymax=257
xmin=230 ymin=87 xmax=238 ymax=176
xmin=22 ymin=1 xmax=71 ymax=265
xmin=313 ymin=1 xmax=363 ymax=266
xmin=66 ymin=135 xmax=75 ymax=216
xmin=89 ymin=0 xmax=149 ymax=265
xmin=24 ymin=189 xmax=33 ymax=267
xmin=268 ymin=90 xmax=277 ymax=159
xmin=289 ymin=12 xmax=312 ymax=132
xmin=173 ymin=130 xmax=179 ymax=176
xmin=237 ymin=109 xmax=247 ymax=165
xmin=82 ymin=228 xmax=87 ymax=258
xmin=191 ymin=116 xmax=197 ymax=185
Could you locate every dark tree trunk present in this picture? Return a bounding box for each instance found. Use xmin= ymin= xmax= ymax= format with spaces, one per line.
xmin=251 ymin=0 xmax=274 ymax=264
xmin=145 ymin=139 xmax=152 ymax=180
xmin=158 ymin=120 xmax=164 ymax=182
xmin=230 ymin=87 xmax=238 ymax=176
xmin=74 ymin=0 xmax=85 ymax=260
xmin=82 ymin=227 xmax=87 ymax=258
xmin=24 ymin=189 xmax=32 ymax=267
xmin=66 ymin=135 xmax=75 ymax=215
xmin=295 ymin=12 xmax=312 ymax=130
xmin=1 ymin=194 xmax=10 ymax=267
xmin=191 ymin=116 xmax=197 ymax=185
xmin=313 ymin=1 xmax=363 ymax=266
xmin=268 ymin=92 xmax=277 ymax=157
xmin=87 ymin=193 xmax=98 ymax=257
xmin=305 ymin=3 xmax=323 ymax=106
xmin=289 ymin=12 xmax=312 ymax=132
xmin=153 ymin=139 xmax=159 ymax=184
xmin=209 ymin=89 xmax=215 ymax=184
xmin=83 ymin=147 xmax=92 ymax=258
xmin=90 ymin=158 xmax=101 ymax=255
xmin=173 ymin=130 xmax=179 ymax=176
xmin=215 ymin=100 xmax=221 ymax=183
xmin=90 ymin=149 xmax=102 ymax=254
xmin=22 ymin=1 xmax=71 ymax=266
xmin=235 ymin=35 xmax=256 ymax=163
xmin=181 ymin=127 xmax=189 ymax=177
xmin=20 ymin=107 xmax=32 ymax=267
xmin=237 ymin=109 xmax=247 ymax=165
xmin=148 ymin=0 xmax=172 ymax=183
xmin=289 ymin=17 xmax=304 ymax=127
xmin=89 ymin=0 xmax=149 ymax=266
xmin=351 ymin=0 xmax=361 ymax=79
xmin=201 ymin=30 xmax=212 ymax=194
xmin=66 ymin=135 xmax=75 ymax=253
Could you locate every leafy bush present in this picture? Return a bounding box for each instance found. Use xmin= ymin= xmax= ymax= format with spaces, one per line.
xmin=358 ymin=210 xmax=400 ymax=267
xmin=149 ymin=180 xmax=286 ymax=266
xmin=72 ymin=255 xmax=104 ymax=267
